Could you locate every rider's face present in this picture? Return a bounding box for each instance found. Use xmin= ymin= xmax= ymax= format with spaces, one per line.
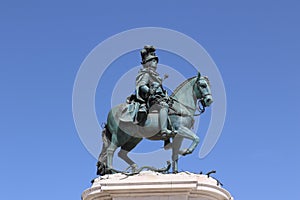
xmin=145 ymin=59 xmax=158 ymax=71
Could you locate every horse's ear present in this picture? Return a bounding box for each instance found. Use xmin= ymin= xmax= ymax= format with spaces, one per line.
xmin=197 ymin=71 xmax=201 ymax=80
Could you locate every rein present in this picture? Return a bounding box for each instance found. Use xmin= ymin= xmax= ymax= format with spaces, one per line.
xmin=169 ymin=96 xmax=205 ymax=117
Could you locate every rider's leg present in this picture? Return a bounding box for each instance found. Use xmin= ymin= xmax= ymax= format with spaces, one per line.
xmin=159 ymin=102 xmax=172 ymax=136
xmin=136 ymin=103 xmax=147 ymax=125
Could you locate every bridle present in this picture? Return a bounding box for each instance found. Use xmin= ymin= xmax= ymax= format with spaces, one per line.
xmin=169 ymin=80 xmax=208 ymax=117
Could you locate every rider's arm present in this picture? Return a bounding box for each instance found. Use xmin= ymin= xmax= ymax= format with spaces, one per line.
xmin=136 ymin=71 xmax=150 ymax=102
xmin=138 ymin=85 xmax=150 ymax=100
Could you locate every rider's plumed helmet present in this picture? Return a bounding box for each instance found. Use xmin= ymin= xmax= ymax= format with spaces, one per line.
xmin=140 ymin=45 xmax=159 ymax=64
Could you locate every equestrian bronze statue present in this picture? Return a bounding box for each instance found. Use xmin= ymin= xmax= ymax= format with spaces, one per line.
xmin=97 ymin=46 xmax=213 ymax=175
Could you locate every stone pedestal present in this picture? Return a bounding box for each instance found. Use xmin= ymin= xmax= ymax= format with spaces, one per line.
xmin=82 ymin=171 xmax=233 ymax=200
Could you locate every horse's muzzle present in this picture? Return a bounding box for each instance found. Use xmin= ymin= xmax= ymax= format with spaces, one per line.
xmin=204 ymin=95 xmax=213 ymax=107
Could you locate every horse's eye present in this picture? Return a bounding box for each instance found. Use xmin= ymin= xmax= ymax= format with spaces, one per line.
xmin=199 ymin=83 xmax=207 ymax=88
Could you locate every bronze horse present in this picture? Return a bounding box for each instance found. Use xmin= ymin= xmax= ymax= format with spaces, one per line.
xmin=97 ymin=72 xmax=213 ymax=175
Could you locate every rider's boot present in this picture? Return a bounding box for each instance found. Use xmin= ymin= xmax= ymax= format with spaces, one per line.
xmin=159 ymin=104 xmax=172 ymax=137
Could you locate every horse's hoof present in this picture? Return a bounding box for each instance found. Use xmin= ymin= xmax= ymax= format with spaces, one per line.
xmin=105 ymin=169 xmax=113 ymax=175
xmin=179 ymin=149 xmax=192 ymax=156
xmin=130 ymin=164 xmax=138 ymax=173
xmin=185 ymin=150 xmax=192 ymax=155
xmin=96 ymin=162 xmax=107 ymax=176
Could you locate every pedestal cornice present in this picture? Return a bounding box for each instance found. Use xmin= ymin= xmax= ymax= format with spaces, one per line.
xmin=82 ymin=171 xmax=234 ymax=200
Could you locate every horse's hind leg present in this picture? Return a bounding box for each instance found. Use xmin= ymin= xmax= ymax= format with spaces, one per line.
xmin=118 ymin=149 xmax=138 ymax=172
xmin=106 ymin=133 xmax=118 ymax=172
xmin=118 ymin=149 xmax=135 ymax=166
xmin=118 ymin=137 xmax=142 ymax=172
xmin=97 ymin=127 xmax=111 ymax=175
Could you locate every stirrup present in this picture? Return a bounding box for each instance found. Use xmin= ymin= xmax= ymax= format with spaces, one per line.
xmin=160 ymin=129 xmax=173 ymax=138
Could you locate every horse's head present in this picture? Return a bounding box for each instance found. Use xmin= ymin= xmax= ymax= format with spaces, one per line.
xmin=194 ymin=72 xmax=213 ymax=107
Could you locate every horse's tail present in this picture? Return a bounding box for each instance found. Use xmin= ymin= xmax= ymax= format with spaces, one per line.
xmin=96 ymin=124 xmax=112 ymax=175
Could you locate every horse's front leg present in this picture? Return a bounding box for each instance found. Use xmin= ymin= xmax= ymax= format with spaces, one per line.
xmin=171 ymin=135 xmax=184 ymax=173
xmin=177 ymin=126 xmax=199 ymax=156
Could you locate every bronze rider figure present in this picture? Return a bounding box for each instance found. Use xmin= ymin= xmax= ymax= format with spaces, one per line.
xmin=135 ymin=45 xmax=174 ymax=138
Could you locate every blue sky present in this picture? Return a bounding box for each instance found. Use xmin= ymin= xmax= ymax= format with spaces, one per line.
xmin=1 ymin=1 xmax=299 ymax=199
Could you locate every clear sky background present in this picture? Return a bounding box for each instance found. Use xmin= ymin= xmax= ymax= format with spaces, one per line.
xmin=1 ymin=1 xmax=299 ymax=199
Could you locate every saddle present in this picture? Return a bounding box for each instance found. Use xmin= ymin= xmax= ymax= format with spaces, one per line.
xmin=119 ymin=94 xmax=172 ymax=129
xmin=119 ymin=100 xmax=140 ymax=123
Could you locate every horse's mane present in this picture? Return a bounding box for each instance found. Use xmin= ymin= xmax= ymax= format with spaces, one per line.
xmin=170 ymin=76 xmax=196 ymax=97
